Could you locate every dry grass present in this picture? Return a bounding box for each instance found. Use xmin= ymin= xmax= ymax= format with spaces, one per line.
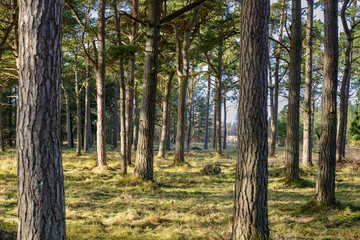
xmin=0 ymin=146 xmax=360 ymax=239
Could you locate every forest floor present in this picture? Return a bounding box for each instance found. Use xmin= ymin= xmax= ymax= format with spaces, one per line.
xmin=1 ymin=146 xmax=360 ymax=239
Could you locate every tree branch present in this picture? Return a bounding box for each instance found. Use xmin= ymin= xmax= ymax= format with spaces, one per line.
xmin=160 ymin=0 xmax=208 ymax=24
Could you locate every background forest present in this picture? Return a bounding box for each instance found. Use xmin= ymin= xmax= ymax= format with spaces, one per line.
xmin=1 ymin=0 xmax=360 ymax=239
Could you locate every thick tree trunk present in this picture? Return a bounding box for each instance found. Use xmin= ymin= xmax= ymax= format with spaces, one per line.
xmin=204 ymin=74 xmax=211 ymax=149
xmin=96 ymin=0 xmax=107 ymax=167
xmin=158 ymin=72 xmax=174 ymax=158
xmin=232 ymin=0 xmax=270 ymax=238
xmin=223 ymin=93 xmax=227 ymax=150
xmin=215 ymin=44 xmax=222 ymax=155
xmin=113 ymin=0 xmax=127 ymax=173
xmin=75 ymin=51 xmax=82 ymax=156
xmin=84 ymin=58 xmax=92 ymax=152
xmin=65 ymin=89 xmax=73 ymax=148
xmin=132 ymin=83 xmax=139 ymax=151
xmin=134 ymin=0 xmax=161 ymax=180
xmin=17 ymin=0 xmax=66 ymax=238
xmin=316 ymin=0 xmax=338 ymax=205
xmin=302 ymin=0 xmax=314 ymax=167
xmin=113 ymin=76 xmax=119 ymax=148
xmin=285 ymin=0 xmax=302 ymax=180
xmin=270 ymin=0 xmax=286 ymax=157
xmin=336 ymin=0 xmax=356 ymax=163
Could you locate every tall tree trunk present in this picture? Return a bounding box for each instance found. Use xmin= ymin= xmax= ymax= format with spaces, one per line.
xmin=166 ymin=93 xmax=172 ymax=151
xmin=316 ymin=0 xmax=338 ymax=205
xmin=204 ymin=74 xmax=211 ymax=149
xmin=174 ymin=8 xmax=200 ymax=163
xmin=125 ymin=0 xmax=139 ymax=165
xmin=75 ymin=50 xmax=82 ymax=156
xmin=215 ymin=43 xmax=223 ymax=155
xmin=134 ymin=0 xmax=161 ymax=180
xmin=186 ymin=85 xmax=193 ymax=149
xmin=302 ymin=0 xmax=314 ymax=167
xmin=223 ymin=92 xmax=227 ymax=150
xmin=84 ymin=57 xmax=92 ymax=152
xmin=17 ymin=0 xmax=66 ymax=238
xmin=132 ymin=83 xmax=139 ymax=151
xmin=0 ymin=81 xmax=4 ymax=152
xmin=336 ymin=0 xmax=356 ymax=163
xmin=113 ymin=0 xmax=127 ymax=173
xmin=285 ymin=0 xmax=302 ymax=180
xmin=232 ymin=0 xmax=270 ymax=238
xmin=96 ymin=0 xmax=107 ymax=167
xmin=113 ymin=76 xmax=119 ymax=148
xmin=213 ymin=104 xmax=216 ymax=149
xmin=270 ymin=0 xmax=286 ymax=157
xmin=65 ymin=89 xmax=73 ymax=148
xmin=158 ymin=72 xmax=174 ymax=158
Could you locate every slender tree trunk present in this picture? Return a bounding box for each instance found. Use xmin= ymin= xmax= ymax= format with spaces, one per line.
xmin=270 ymin=0 xmax=286 ymax=157
xmin=84 ymin=58 xmax=91 ymax=152
xmin=65 ymin=89 xmax=73 ymax=148
xmin=232 ymin=0 xmax=270 ymax=238
xmin=134 ymin=0 xmax=161 ymax=180
xmin=166 ymin=94 xmax=172 ymax=151
xmin=223 ymin=93 xmax=227 ymax=150
xmin=113 ymin=76 xmax=119 ymax=148
xmin=113 ymin=0 xmax=127 ymax=173
xmin=186 ymin=86 xmax=193 ymax=149
xmin=302 ymin=0 xmax=314 ymax=167
xmin=215 ymin=43 xmax=223 ymax=155
xmin=96 ymin=0 xmax=107 ymax=167
xmin=213 ymin=104 xmax=216 ymax=149
xmin=204 ymin=74 xmax=211 ymax=149
xmin=316 ymin=0 xmax=338 ymax=205
xmin=336 ymin=0 xmax=356 ymax=163
xmin=125 ymin=0 xmax=138 ymax=164
xmin=17 ymin=0 xmax=66 ymax=238
xmin=0 ymin=81 xmax=4 ymax=152
xmin=158 ymin=72 xmax=174 ymax=158
xmin=132 ymin=83 xmax=139 ymax=151
xmin=75 ymin=50 xmax=82 ymax=156
xmin=285 ymin=0 xmax=302 ymax=180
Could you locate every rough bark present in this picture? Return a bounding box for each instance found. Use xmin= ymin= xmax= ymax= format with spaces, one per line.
xmin=17 ymin=0 xmax=66 ymax=238
xmin=204 ymin=74 xmax=211 ymax=149
xmin=336 ymin=0 xmax=356 ymax=163
xmin=84 ymin=57 xmax=92 ymax=152
xmin=134 ymin=0 xmax=161 ymax=180
xmin=213 ymin=104 xmax=216 ymax=149
xmin=302 ymin=0 xmax=314 ymax=167
xmin=113 ymin=76 xmax=119 ymax=148
xmin=270 ymin=0 xmax=286 ymax=157
xmin=316 ymin=0 xmax=338 ymax=205
xmin=113 ymin=0 xmax=127 ymax=173
xmin=285 ymin=0 xmax=302 ymax=180
xmin=232 ymin=0 xmax=270 ymax=238
xmin=158 ymin=72 xmax=174 ymax=158
xmin=75 ymin=50 xmax=82 ymax=156
xmin=96 ymin=0 xmax=107 ymax=167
